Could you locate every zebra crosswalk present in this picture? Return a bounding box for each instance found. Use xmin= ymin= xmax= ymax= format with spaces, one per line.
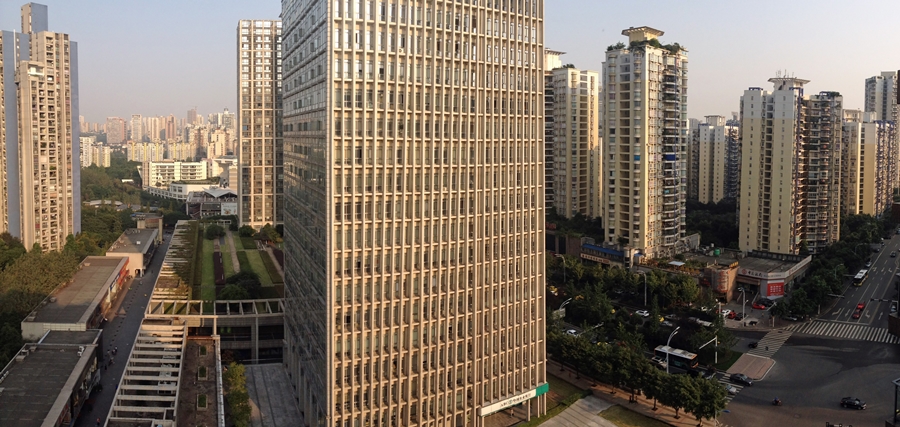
xmin=746 ymin=330 xmax=792 ymax=358
xmin=783 ymin=320 xmax=900 ymax=344
xmin=715 ymin=374 xmax=745 ymax=403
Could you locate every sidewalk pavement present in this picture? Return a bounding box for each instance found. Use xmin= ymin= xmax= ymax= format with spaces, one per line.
xmin=548 ymin=359 xmax=718 ymax=427
xmin=726 ymin=353 xmax=775 ymax=381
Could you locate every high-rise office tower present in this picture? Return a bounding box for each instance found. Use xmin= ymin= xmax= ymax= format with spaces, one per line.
xmin=545 ymin=63 xmax=601 ymax=218
xmin=106 ymin=117 xmax=126 ymax=144
xmin=237 ymin=19 xmax=282 ymax=228
xmin=280 ymin=1 xmax=547 ymax=426
xmin=686 ymin=118 xmax=700 ymax=201
xmin=739 ymin=76 xmax=842 ymax=254
xmin=602 ymin=27 xmax=688 ymax=259
xmin=694 ymin=115 xmax=739 ymax=204
xmin=0 ymin=2 xmax=80 ymax=251
xmin=841 ymin=109 xmax=896 ymax=216
xmin=130 ymin=114 xmax=143 ymax=142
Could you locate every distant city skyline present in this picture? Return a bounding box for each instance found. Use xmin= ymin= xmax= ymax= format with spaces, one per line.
xmin=1 ymin=0 xmax=898 ymax=122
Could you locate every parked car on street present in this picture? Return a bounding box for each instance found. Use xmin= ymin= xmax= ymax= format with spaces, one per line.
xmin=635 ymin=310 xmax=650 ymax=318
xmin=840 ymin=397 xmax=866 ymax=410
xmin=721 ymin=309 xmax=733 ymax=318
xmin=782 ymin=314 xmax=798 ymax=321
xmin=752 ymin=302 xmax=767 ymax=310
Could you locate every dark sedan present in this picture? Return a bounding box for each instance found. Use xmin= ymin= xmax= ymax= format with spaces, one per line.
xmin=840 ymin=397 xmax=866 ymax=410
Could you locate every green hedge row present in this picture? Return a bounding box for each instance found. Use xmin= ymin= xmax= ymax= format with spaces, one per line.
xmin=259 ymin=251 xmax=283 ymax=284
xmin=236 ymin=251 xmax=252 ymax=274
xmin=240 ymin=237 xmax=257 ymax=250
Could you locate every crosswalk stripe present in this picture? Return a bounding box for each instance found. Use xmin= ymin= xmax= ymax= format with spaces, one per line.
xmin=784 ymin=320 xmax=900 ymax=344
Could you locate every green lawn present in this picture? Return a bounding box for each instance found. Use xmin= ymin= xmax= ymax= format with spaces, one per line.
xmin=200 ymin=285 xmax=216 ymax=300
xmin=600 ymin=405 xmax=671 ymax=427
xmin=547 ymin=373 xmax=584 ymax=406
xmin=245 ymin=250 xmax=273 ymax=286
xmin=201 ymin=239 xmax=215 ymax=287
xmin=241 ymin=237 xmax=257 ymax=250
xmin=715 ymin=350 xmax=743 ymax=371
xmin=221 ymin=238 xmax=235 ymax=277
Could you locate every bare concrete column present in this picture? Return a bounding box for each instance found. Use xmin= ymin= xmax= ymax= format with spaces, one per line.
xmin=252 ymin=316 xmax=259 ymax=363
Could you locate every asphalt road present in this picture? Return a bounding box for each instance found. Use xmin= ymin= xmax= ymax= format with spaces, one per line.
xmin=720 ymin=332 xmax=900 ymax=427
xmin=821 ymin=232 xmax=900 ymax=328
xmin=74 ymin=235 xmax=171 ymax=427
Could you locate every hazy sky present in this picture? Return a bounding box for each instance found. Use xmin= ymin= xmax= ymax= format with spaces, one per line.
xmin=2 ymin=0 xmax=898 ymax=123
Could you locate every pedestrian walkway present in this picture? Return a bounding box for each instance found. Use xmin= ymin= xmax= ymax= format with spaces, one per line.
xmin=224 ymin=230 xmax=241 ymax=273
xmin=746 ymin=330 xmax=792 ymax=358
xmin=784 ymin=320 xmax=900 ymax=344
xmin=540 ymin=395 xmax=617 ymax=427
xmin=546 ymin=359 xmax=719 ymax=427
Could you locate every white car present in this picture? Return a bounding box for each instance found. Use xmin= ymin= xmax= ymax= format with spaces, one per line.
xmin=661 ymin=320 xmax=675 ymax=328
xmin=723 ymin=384 xmax=738 ymax=395
xmin=721 ymin=309 xmax=733 ymax=318
xmin=635 ymin=310 xmax=650 ymax=318
xmin=566 ymin=329 xmax=578 ymax=336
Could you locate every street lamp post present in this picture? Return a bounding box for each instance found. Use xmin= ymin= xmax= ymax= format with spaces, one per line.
xmin=635 ymin=271 xmax=648 ymax=307
xmin=666 ymin=327 xmax=680 ymax=374
xmin=555 ymin=254 xmax=567 ymax=284
xmin=559 ymin=298 xmax=573 ymax=311
xmin=739 ymin=287 xmax=746 ymax=326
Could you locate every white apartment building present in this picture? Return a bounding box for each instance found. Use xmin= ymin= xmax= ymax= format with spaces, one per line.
xmin=92 ymin=144 xmax=111 ymax=168
xmin=865 ymin=71 xmax=897 ymax=122
xmin=126 ymin=141 xmax=165 ymax=163
xmin=544 ymin=60 xmax=601 ymax=218
xmin=165 ymin=141 xmax=194 ymax=161
xmin=0 ymin=3 xmax=81 ymax=251
xmin=237 ymin=19 xmax=283 ymax=228
xmin=542 ymin=49 xmax=563 ymax=208
xmin=602 ymin=26 xmax=689 ymax=259
xmin=739 ymin=77 xmax=842 ymax=255
xmin=140 ymin=160 xmax=208 ymax=189
xmin=80 ymin=136 xmax=96 ymax=168
xmin=841 ymin=109 xmax=897 ymax=216
xmin=131 ymin=114 xmax=143 ymax=142
xmin=864 ymin=71 xmax=899 ymax=191
xmin=695 ymin=115 xmax=739 ymax=204
xmin=280 ymin=1 xmax=548 ymax=426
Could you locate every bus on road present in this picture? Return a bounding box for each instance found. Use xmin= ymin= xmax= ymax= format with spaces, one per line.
xmin=854 ymin=269 xmax=868 ymax=287
xmin=654 ymin=345 xmax=699 ymax=370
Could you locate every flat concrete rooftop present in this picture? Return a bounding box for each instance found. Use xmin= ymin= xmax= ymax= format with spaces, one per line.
xmin=246 ymin=364 xmax=303 ymax=427
xmin=28 ymin=257 xmax=127 ymax=325
xmin=0 ymin=333 xmax=100 ymax=427
xmin=40 ymin=329 xmax=103 ymax=345
xmin=738 ymin=256 xmax=800 ymax=273
xmin=107 ymin=228 xmax=157 ymax=255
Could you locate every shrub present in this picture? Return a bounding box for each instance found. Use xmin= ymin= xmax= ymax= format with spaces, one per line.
xmin=238 ymin=225 xmax=256 ymax=237
xmin=205 ymin=224 xmax=225 ymax=240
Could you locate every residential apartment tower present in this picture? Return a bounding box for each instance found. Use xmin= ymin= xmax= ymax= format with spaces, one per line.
xmin=237 ymin=19 xmax=283 ymax=228
xmin=602 ymin=27 xmax=689 ymax=258
xmin=738 ymin=77 xmax=842 ymax=254
xmin=0 ymin=3 xmax=80 ymax=251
